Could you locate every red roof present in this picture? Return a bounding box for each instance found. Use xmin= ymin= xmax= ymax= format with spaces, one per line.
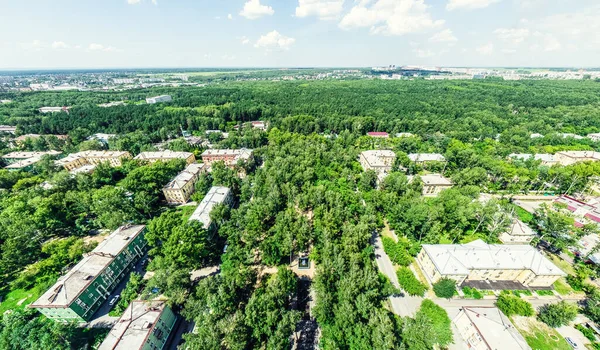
xmin=585 ymin=213 xmax=600 ymax=224
xmin=574 ymin=221 xmax=585 ymax=228
xmin=367 ymin=132 xmax=389 ymax=136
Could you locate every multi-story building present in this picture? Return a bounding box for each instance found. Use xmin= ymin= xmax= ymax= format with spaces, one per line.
xmin=134 ymin=151 xmax=195 ymax=165
xmin=3 ymin=151 xmax=62 ymax=171
xmin=98 ymin=300 xmax=177 ymax=350
xmin=189 ymin=186 xmax=233 ymax=231
xmin=508 ymin=153 xmax=557 ymax=166
xmin=416 ymin=239 xmax=565 ymax=288
xmin=366 ymin=131 xmax=389 ymax=138
xmin=29 ymin=225 xmax=147 ymax=323
xmin=0 ymin=125 xmax=16 ymax=134
xmin=201 ymin=149 xmax=253 ymax=167
xmin=588 ymin=133 xmax=600 ymax=142
xmin=498 ymin=219 xmax=536 ymax=244
xmin=555 ymin=151 xmax=600 ymax=165
xmin=146 ymin=95 xmax=172 ymax=104
xmin=419 ymin=174 xmax=453 ymax=196
xmin=55 ymin=151 xmax=132 ymax=172
xmin=358 ymin=150 xmax=396 ymax=180
xmin=163 ymin=163 xmax=206 ymax=204
xmin=39 ymin=106 xmax=70 ymax=113
xmin=408 ymin=153 xmax=446 ymax=164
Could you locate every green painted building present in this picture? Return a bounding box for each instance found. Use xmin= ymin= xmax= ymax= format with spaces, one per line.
xmin=99 ymin=300 xmax=177 ymax=350
xmin=29 ymin=225 xmax=147 ymax=323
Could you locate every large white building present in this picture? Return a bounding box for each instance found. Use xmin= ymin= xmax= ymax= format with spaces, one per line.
xmin=146 ymin=95 xmax=172 ymax=104
xmin=419 ymin=174 xmax=453 ymax=196
xmin=189 ymin=186 xmax=233 ymax=231
xmin=358 ymin=150 xmax=396 ymax=180
xmin=555 ymin=151 xmax=600 ymax=165
xmin=417 ymin=239 xmax=565 ymax=287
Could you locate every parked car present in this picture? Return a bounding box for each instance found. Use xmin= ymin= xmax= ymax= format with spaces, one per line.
xmin=109 ymin=294 xmax=120 ymax=306
xmin=566 ymin=337 xmax=578 ymax=349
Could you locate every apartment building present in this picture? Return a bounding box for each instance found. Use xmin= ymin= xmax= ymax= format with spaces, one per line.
xmin=99 ymin=300 xmax=177 ymax=350
xmin=509 ymin=153 xmax=558 ymax=166
xmin=134 ymin=151 xmax=195 ymax=165
xmin=3 ymin=150 xmax=62 ymax=171
xmin=358 ymin=150 xmax=396 ymax=180
xmin=420 ymin=174 xmax=453 ymax=196
xmin=55 ymin=151 xmax=132 ymax=172
xmin=555 ymin=151 xmax=600 ymax=166
xmin=163 ymin=163 xmax=206 ymax=204
xmin=29 ymin=225 xmax=147 ymax=323
xmin=189 ymin=186 xmax=233 ymax=231
xmin=408 ymin=153 xmax=446 ymax=164
xmin=146 ymin=95 xmax=172 ymax=104
xmin=201 ymin=149 xmax=253 ymax=167
xmin=417 ymin=239 xmax=565 ymax=288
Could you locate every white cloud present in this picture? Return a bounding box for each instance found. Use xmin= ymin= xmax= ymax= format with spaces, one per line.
xmin=339 ymin=0 xmax=444 ymax=36
xmin=254 ymin=30 xmax=295 ymax=50
xmin=240 ymin=36 xmax=251 ymax=45
xmin=530 ymin=32 xmax=561 ymax=52
xmin=412 ymin=48 xmax=435 ymax=58
xmin=240 ymin=0 xmax=274 ymax=20
xmin=429 ymin=29 xmax=457 ymax=43
xmin=51 ymin=41 xmax=70 ymax=49
xmin=476 ymin=42 xmax=494 ymax=55
xmin=127 ymin=0 xmax=141 ymax=4
xmin=151 ymin=0 xmax=157 ymax=4
xmin=88 ymin=43 xmax=121 ymax=52
xmin=228 ymin=13 xmax=233 ymax=20
xmin=494 ymin=28 xmax=529 ymax=44
xmin=215 ymin=16 xmax=221 ymax=20
xmin=446 ymin=0 xmax=501 ymax=11
xmin=295 ymin=0 xmax=345 ymax=20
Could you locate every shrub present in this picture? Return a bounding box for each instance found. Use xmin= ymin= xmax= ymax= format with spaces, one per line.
xmin=433 ymin=278 xmax=456 ymax=299
xmin=397 ymin=267 xmax=427 ymax=297
xmin=535 ymin=290 xmax=554 ymax=296
xmin=567 ymin=274 xmax=585 ymax=291
xmin=382 ymin=237 xmax=413 ymax=266
xmin=495 ymin=292 xmax=534 ymax=317
xmin=462 ymin=286 xmax=483 ymax=299
xmin=538 ymin=301 xmax=578 ymax=328
xmin=575 ymin=324 xmax=596 ymax=342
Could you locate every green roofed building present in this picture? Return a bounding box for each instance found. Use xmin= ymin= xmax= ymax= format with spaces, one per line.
xmin=29 ymin=225 xmax=147 ymax=323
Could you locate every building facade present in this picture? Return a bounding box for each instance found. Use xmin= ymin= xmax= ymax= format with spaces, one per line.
xmin=201 ymin=149 xmax=253 ymax=167
xmin=163 ymin=163 xmax=206 ymax=204
xmin=358 ymin=150 xmax=396 ymax=180
xmin=419 ymin=174 xmax=453 ymax=196
xmin=55 ymin=151 xmax=132 ymax=172
xmin=134 ymin=151 xmax=195 ymax=165
xmin=555 ymin=151 xmax=600 ymax=166
xmin=29 ymin=225 xmax=147 ymax=323
xmin=146 ymin=95 xmax=172 ymax=104
xmin=99 ymin=300 xmax=177 ymax=350
xmin=189 ymin=186 xmax=233 ymax=231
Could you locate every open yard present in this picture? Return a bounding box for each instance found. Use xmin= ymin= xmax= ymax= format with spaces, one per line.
xmin=0 ymin=286 xmax=45 ymax=314
xmin=512 ymin=316 xmax=571 ymax=350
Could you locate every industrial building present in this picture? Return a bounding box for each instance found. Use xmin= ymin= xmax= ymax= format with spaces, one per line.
xmin=408 ymin=153 xmax=446 ymax=164
xmin=201 ymin=149 xmax=253 ymax=167
xmin=146 ymin=95 xmax=172 ymax=104
xmin=163 ymin=163 xmax=206 ymax=204
xmin=55 ymin=151 xmax=132 ymax=172
xmin=417 ymin=239 xmax=565 ymax=288
xmin=29 ymin=225 xmax=147 ymax=323
xmin=99 ymin=300 xmax=177 ymax=350
xmin=189 ymin=186 xmax=233 ymax=231
xmin=134 ymin=151 xmax=195 ymax=165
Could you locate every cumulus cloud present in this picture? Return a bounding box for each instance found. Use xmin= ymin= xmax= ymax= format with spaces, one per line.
xmin=254 ymin=30 xmax=295 ymax=50
xmin=429 ymin=29 xmax=457 ymax=43
xmin=240 ymin=0 xmax=274 ymax=19
xmin=295 ymin=0 xmax=345 ymax=20
xmin=446 ymin=0 xmax=501 ymax=11
xmin=494 ymin=28 xmax=530 ymax=44
xmin=51 ymin=41 xmax=70 ymax=49
xmin=476 ymin=42 xmax=494 ymax=55
xmin=339 ymin=0 xmax=444 ymax=36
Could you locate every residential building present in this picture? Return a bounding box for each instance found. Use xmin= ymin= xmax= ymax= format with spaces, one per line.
xmin=420 ymin=174 xmax=453 ymax=196
xmin=98 ymin=101 xmax=125 ymax=108
xmin=189 ymin=186 xmax=233 ymax=231
xmin=559 ymin=133 xmax=584 ymax=140
xmin=134 ymin=151 xmax=195 ymax=165
xmin=146 ymin=95 xmax=172 ymax=104
xmin=39 ymin=106 xmax=70 ymax=113
xmin=555 ymin=151 xmax=600 ymax=165
xmin=530 ymin=133 xmax=544 ymax=139
xmin=395 ymin=132 xmax=414 ymax=138
xmin=98 ymin=300 xmax=177 ymax=350
xmin=201 ymin=149 xmax=253 ymax=167
xmin=163 ymin=163 xmax=206 ymax=204
xmin=55 ymin=151 xmax=132 ymax=172
xmin=588 ymin=133 xmax=600 ymax=142
xmin=3 ymin=150 xmax=62 ymax=171
xmin=250 ymin=121 xmax=268 ymax=130
xmin=0 ymin=125 xmax=16 ymax=134
xmin=358 ymin=150 xmax=396 ymax=180
xmin=29 ymin=225 xmax=147 ymax=323
xmin=554 ymin=195 xmax=600 ymax=229
xmin=417 ymin=239 xmax=566 ymax=287
xmin=498 ymin=219 xmax=536 ymax=244
xmin=408 ymin=153 xmax=446 ymax=164
xmin=366 ymin=131 xmax=389 ymax=138
xmin=508 ymin=153 xmax=557 ymax=166
xmin=452 ymin=307 xmax=531 ymax=350
xmin=88 ymin=133 xmax=116 ymax=144
xmin=13 ymin=134 xmax=68 ymax=146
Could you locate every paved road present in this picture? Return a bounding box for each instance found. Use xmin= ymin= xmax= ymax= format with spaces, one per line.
xmin=372 ymin=233 xmax=422 ymax=317
xmin=434 ymin=297 xmax=578 ymax=310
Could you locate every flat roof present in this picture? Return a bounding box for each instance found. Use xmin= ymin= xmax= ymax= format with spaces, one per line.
xmin=556 ymin=151 xmax=600 ymax=160
xmin=189 ymin=186 xmax=231 ymax=229
xmin=99 ymin=300 xmax=168 ymax=350
xmin=360 ymin=150 xmax=396 ymax=168
xmin=5 ymin=156 xmax=43 ymax=169
xmin=78 ymin=150 xmax=130 ymax=158
xmin=70 ymin=164 xmax=97 ymax=174
xmin=408 ymin=153 xmax=446 ymax=162
xmin=30 ymin=225 xmax=145 ymax=308
xmin=201 ymin=148 xmax=253 ymax=162
xmin=3 ymin=150 xmax=62 ymax=159
xmin=134 ymin=151 xmax=193 ymax=161
xmin=422 ymin=239 xmax=566 ymax=276
xmin=420 ymin=174 xmax=453 ymax=185
xmin=163 ymin=163 xmax=205 ymax=190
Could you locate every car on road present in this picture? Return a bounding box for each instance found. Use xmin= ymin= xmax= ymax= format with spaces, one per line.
xmin=566 ymin=337 xmax=578 ymax=349
xmin=108 ymin=294 xmax=120 ymax=306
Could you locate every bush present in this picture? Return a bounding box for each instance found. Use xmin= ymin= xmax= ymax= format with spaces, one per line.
xmin=495 ymin=292 xmax=534 ymax=317
xmin=433 ymin=278 xmax=456 ymax=299
xmin=108 ymin=272 xmax=145 ymax=316
xmin=538 ymin=301 xmax=578 ymax=328
xmin=535 ymin=290 xmax=555 ymax=296
xmin=567 ymin=274 xmax=585 ymax=291
xmin=462 ymin=286 xmax=483 ymax=299
xmin=382 ymin=237 xmax=413 ymax=266
xmin=397 ymin=267 xmax=427 ymax=297
xmin=575 ymin=324 xmax=596 ymax=342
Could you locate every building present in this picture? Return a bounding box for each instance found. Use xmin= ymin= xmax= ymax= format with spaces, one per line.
xmin=588 ymin=133 xmax=600 ymax=142
xmin=29 ymin=225 xmax=147 ymax=323
xmin=395 ymin=132 xmax=414 ymax=138
xmin=0 ymin=125 xmax=16 ymax=134
xmin=39 ymin=106 xmax=70 ymax=114
xmin=508 ymin=153 xmax=557 ymax=166
xmin=358 ymin=150 xmax=396 ymax=180
xmin=498 ymin=219 xmax=536 ymax=244
xmin=98 ymin=300 xmax=177 ymax=350
xmin=408 ymin=153 xmax=446 ymax=164
xmin=555 ymin=151 xmax=600 ymax=165
xmin=559 ymin=133 xmax=584 ymax=140
xmin=530 ymin=133 xmax=544 ymax=139
xmin=417 ymin=239 xmax=566 ymax=287
xmin=367 ymin=131 xmax=389 ymax=138
xmin=55 ymin=151 xmax=132 ymax=172
xmin=163 ymin=163 xmax=206 ymax=204
xmin=88 ymin=133 xmax=117 ymax=144
xmin=189 ymin=186 xmax=233 ymax=231
xmin=134 ymin=151 xmax=195 ymax=165
xmin=420 ymin=174 xmax=453 ymax=196
xmin=146 ymin=95 xmax=172 ymax=104
xmin=452 ymin=307 xmax=531 ymax=350
xmin=201 ymin=149 xmax=253 ymax=167
xmin=98 ymin=101 xmax=125 ymax=108
xmin=554 ymin=195 xmax=600 ymax=228
xmin=250 ymin=121 xmax=268 ymax=130
xmin=3 ymin=151 xmax=62 ymax=171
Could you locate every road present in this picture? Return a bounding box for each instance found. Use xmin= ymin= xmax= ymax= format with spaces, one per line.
xmin=434 ymin=297 xmax=579 ymax=309
xmin=372 ymin=233 xmax=422 ymax=317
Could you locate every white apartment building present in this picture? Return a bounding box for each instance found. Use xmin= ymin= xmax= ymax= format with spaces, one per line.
xmin=419 ymin=174 xmax=453 ymax=196
xmin=189 ymin=186 xmax=233 ymax=231
xmin=163 ymin=163 xmax=206 ymax=204
xmin=358 ymin=150 xmax=396 ymax=180
xmin=508 ymin=153 xmax=557 ymax=166
xmin=555 ymin=151 xmax=600 ymax=166
xmin=146 ymin=95 xmax=172 ymax=104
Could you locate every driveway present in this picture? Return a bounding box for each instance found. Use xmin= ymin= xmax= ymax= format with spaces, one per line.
xmin=556 ymin=315 xmax=593 ymax=349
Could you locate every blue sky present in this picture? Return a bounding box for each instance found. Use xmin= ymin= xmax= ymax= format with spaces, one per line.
xmin=1 ymin=0 xmax=599 ymax=68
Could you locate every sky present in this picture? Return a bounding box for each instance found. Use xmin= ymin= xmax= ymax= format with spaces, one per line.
xmin=1 ymin=0 xmax=599 ymax=69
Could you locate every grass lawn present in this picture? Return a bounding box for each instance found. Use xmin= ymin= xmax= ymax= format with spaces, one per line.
xmin=177 ymin=204 xmax=197 ymax=221
xmin=512 ymin=316 xmax=571 ymax=350
xmin=547 ymin=253 xmax=577 ymax=276
xmin=553 ymin=278 xmax=575 ymax=296
xmin=0 ymin=286 xmax=45 ymax=314
xmin=411 ymin=262 xmax=431 ymax=288
xmin=381 ymin=221 xmax=398 ymax=242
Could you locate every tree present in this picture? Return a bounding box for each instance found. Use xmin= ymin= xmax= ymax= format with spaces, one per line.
xmin=538 ymin=301 xmax=578 ymax=327
xmin=432 ymin=278 xmax=456 ymax=299
xmin=402 ymin=300 xmax=453 ymax=350
xmin=397 ymin=267 xmax=427 ymax=297
xmin=359 ymin=170 xmax=378 ymax=191
xmin=495 ymin=292 xmax=534 ymax=317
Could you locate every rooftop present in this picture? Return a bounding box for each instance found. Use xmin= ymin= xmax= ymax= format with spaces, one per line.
xmin=422 ymin=239 xmax=565 ymax=276
xmin=163 ymin=163 xmax=205 ymax=190
xmin=509 ymin=153 xmax=556 ymax=163
xmin=408 ymin=153 xmax=446 ymax=162
xmin=3 ymin=150 xmax=62 ymax=159
xmin=360 ymin=150 xmax=396 ymax=168
xmin=134 ymin=151 xmax=193 ymax=161
xmin=30 ymin=225 xmax=145 ymax=308
xmin=201 ymin=148 xmax=253 ymax=161
xmin=420 ymin=174 xmax=453 ymax=185
xmin=367 ymin=131 xmax=389 ymax=137
xmin=189 ymin=186 xmax=231 ymax=229
xmin=499 ymin=219 xmax=536 ymax=244
xmin=98 ymin=300 xmax=167 ymax=350
xmin=556 ymin=151 xmax=600 ymax=160
xmin=5 ymin=156 xmax=44 ymax=169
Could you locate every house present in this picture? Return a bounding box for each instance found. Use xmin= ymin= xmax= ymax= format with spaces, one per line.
xmin=0 ymin=125 xmax=16 ymax=134
xmin=420 ymin=174 xmax=453 ymax=196
xmin=395 ymin=132 xmax=414 ymax=138
xmin=98 ymin=300 xmax=177 ymax=350
xmin=408 ymin=153 xmax=446 ymax=164
xmin=508 ymin=153 xmax=557 ymax=166
xmin=555 ymin=151 xmax=600 ymax=165
xmin=498 ymin=219 xmax=536 ymax=244
xmin=55 ymin=151 xmax=132 ymax=172
xmin=29 ymin=225 xmax=147 ymax=323
xmin=189 ymin=186 xmax=233 ymax=231
xmin=416 ymin=239 xmax=566 ymax=288
xmin=358 ymin=150 xmax=396 ymax=178
xmin=452 ymin=307 xmax=531 ymax=350
xmin=134 ymin=151 xmax=195 ymax=165
xmin=39 ymin=106 xmax=70 ymax=114
xmin=163 ymin=163 xmax=206 ymax=204
xmin=367 ymin=132 xmax=389 ymax=138
xmin=201 ymin=149 xmax=253 ymax=168
xmin=588 ymin=133 xmax=600 ymax=142
xmin=146 ymin=95 xmax=172 ymax=104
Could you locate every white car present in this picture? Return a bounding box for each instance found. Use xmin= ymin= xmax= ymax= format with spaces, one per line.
xmin=108 ymin=294 xmax=120 ymax=306
xmin=566 ymin=337 xmax=578 ymax=349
